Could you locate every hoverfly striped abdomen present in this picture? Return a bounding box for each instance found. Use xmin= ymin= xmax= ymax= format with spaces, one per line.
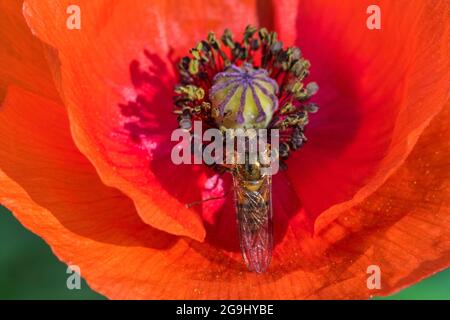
xmin=236 ymin=179 xmax=270 ymax=232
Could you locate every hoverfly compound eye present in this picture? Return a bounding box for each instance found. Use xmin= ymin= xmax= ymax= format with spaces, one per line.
xmin=209 ymin=64 xmax=279 ymax=129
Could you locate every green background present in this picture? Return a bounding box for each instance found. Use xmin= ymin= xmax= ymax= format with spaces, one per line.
xmin=0 ymin=205 xmax=448 ymax=300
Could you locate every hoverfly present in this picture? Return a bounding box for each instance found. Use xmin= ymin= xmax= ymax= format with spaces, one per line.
xmin=232 ymin=150 xmax=273 ymax=273
xmin=184 ymin=132 xmax=276 ymax=274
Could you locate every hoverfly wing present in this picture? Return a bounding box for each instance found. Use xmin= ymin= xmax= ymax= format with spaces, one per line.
xmin=232 ymin=173 xmax=273 ymax=273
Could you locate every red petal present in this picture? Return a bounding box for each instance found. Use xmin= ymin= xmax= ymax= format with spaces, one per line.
xmin=1 ymin=86 xmax=449 ymax=299
xmin=22 ymin=0 xmax=265 ymax=240
xmin=274 ymin=0 xmax=450 ymax=231
xmin=0 ymin=0 xmax=58 ymax=100
xmin=6 ymin=0 xmax=446 ymax=298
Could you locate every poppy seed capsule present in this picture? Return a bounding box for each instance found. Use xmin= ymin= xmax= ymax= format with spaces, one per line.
xmin=209 ymin=64 xmax=279 ymax=129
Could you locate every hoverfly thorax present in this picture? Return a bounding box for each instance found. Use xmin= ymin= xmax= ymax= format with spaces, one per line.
xmin=173 ymin=26 xmax=318 ymax=273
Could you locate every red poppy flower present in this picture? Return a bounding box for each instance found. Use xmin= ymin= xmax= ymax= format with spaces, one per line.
xmin=1 ymin=0 xmax=449 ymax=299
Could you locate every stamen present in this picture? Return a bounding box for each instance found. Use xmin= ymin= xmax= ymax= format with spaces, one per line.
xmin=173 ymin=26 xmax=319 ymax=168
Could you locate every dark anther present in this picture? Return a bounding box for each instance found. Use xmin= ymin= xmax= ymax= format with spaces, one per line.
xmin=304 ymin=103 xmax=319 ymax=113
xmin=279 ymin=142 xmax=290 ymax=159
xmin=250 ymin=39 xmax=260 ymax=50
xmin=291 ymin=47 xmax=301 ymax=60
xmin=182 ymin=108 xmax=191 ymax=117
xmin=277 ymin=49 xmax=289 ymax=62
xmin=291 ymin=126 xmax=305 ymax=150
xmin=221 ymin=29 xmax=235 ymax=49
xmin=200 ymin=40 xmax=212 ymax=53
xmin=270 ymin=41 xmax=283 ymax=53
xmin=258 ymin=28 xmax=269 ymax=42
xmin=243 ymin=25 xmax=258 ymax=45
xmin=306 ymin=82 xmax=319 ymax=95
xmin=207 ymin=32 xmax=221 ymax=50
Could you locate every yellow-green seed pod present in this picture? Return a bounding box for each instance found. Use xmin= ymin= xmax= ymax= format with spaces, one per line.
xmin=209 ymin=64 xmax=279 ymax=129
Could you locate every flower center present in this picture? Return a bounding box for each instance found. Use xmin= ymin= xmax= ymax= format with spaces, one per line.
xmin=210 ymin=63 xmax=278 ymax=129
xmin=173 ymin=26 xmax=319 ymax=168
